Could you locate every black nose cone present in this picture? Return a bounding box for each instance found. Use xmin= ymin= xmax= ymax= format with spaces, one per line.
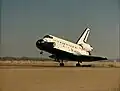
xmin=36 ymin=39 xmax=43 ymax=48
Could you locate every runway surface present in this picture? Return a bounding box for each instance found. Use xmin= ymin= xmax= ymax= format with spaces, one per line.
xmin=0 ymin=65 xmax=120 ymax=91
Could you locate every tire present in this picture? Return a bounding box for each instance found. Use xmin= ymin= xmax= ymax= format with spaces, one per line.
xmin=60 ymin=63 xmax=64 ymax=67
xmin=76 ymin=63 xmax=80 ymax=67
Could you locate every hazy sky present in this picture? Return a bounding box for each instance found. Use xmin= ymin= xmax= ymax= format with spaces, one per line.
xmin=1 ymin=0 xmax=119 ymax=59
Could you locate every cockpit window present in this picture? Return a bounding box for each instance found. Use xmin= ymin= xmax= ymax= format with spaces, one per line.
xmin=43 ymin=35 xmax=53 ymax=39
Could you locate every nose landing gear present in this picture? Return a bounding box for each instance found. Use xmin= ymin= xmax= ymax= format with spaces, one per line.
xmin=40 ymin=51 xmax=43 ymax=54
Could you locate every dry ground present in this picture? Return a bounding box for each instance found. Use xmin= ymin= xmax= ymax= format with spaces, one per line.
xmin=0 ymin=61 xmax=120 ymax=91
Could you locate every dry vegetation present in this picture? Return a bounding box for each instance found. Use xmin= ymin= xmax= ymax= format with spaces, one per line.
xmin=0 ymin=57 xmax=51 ymax=61
xmin=0 ymin=57 xmax=120 ymax=68
xmin=90 ymin=61 xmax=120 ymax=68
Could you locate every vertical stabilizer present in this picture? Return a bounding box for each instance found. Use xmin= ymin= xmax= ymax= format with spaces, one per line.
xmin=76 ymin=28 xmax=90 ymax=44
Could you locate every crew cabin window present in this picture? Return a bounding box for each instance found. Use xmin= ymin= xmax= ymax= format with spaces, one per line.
xmin=43 ymin=35 xmax=53 ymax=39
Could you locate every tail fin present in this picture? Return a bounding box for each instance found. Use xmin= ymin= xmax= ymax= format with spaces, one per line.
xmin=76 ymin=28 xmax=90 ymax=44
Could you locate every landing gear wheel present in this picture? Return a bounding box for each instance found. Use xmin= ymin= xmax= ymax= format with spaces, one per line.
xmin=60 ymin=63 xmax=64 ymax=67
xmin=76 ymin=63 xmax=81 ymax=67
xmin=40 ymin=51 xmax=43 ymax=54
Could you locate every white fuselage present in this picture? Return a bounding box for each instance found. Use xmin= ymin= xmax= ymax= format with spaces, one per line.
xmin=36 ymin=28 xmax=107 ymax=64
xmin=43 ymin=35 xmax=92 ymax=56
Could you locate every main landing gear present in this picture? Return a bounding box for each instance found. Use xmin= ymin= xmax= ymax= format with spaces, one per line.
xmin=60 ymin=63 xmax=64 ymax=66
xmin=59 ymin=60 xmax=81 ymax=67
xmin=57 ymin=59 xmax=81 ymax=67
xmin=54 ymin=58 xmax=64 ymax=67
xmin=59 ymin=60 xmax=64 ymax=67
xmin=76 ymin=61 xmax=81 ymax=67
